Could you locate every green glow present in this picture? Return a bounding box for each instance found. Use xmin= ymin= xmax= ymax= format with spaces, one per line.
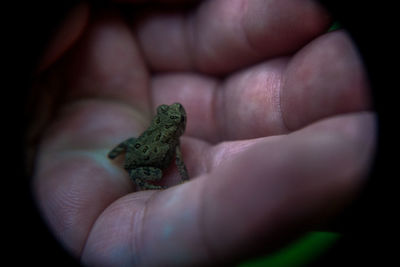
xmin=328 ymin=21 xmax=342 ymax=32
xmin=238 ymin=232 xmax=340 ymax=267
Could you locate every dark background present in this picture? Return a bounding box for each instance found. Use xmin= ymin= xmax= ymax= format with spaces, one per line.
xmin=5 ymin=0 xmax=395 ymax=265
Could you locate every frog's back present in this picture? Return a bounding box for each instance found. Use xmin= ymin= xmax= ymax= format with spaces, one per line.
xmin=123 ymin=127 xmax=176 ymax=169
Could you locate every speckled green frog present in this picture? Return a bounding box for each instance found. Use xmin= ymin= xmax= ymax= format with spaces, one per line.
xmin=108 ymin=103 xmax=189 ymax=190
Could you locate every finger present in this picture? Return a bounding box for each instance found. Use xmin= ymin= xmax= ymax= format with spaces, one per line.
xmin=32 ymin=100 xmax=139 ymax=255
xmin=32 ymin=98 xmax=208 ymax=255
xmin=280 ymin=31 xmax=371 ymax=131
xmin=201 ymin=112 xmax=375 ymax=262
xmin=81 ymin=112 xmax=376 ymax=265
xmin=37 ymin=10 xmax=151 ymax=113
xmin=151 ymin=31 xmax=371 ymax=142
xmin=135 ymin=0 xmax=331 ymax=74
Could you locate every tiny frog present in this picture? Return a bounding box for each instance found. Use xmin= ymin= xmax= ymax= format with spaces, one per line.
xmin=108 ymin=103 xmax=189 ymax=190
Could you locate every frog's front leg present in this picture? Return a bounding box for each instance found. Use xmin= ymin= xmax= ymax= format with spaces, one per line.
xmin=129 ymin=167 xmax=165 ymax=190
xmin=175 ymin=146 xmax=189 ymax=182
xmin=108 ymin=137 xmax=136 ymax=159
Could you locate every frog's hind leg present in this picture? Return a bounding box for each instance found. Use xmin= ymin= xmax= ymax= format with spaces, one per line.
xmin=129 ymin=167 xmax=166 ymax=190
xmin=175 ymin=146 xmax=189 ymax=182
xmin=134 ymin=178 xmax=166 ymax=190
xmin=108 ymin=137 xmax=136 ymax=159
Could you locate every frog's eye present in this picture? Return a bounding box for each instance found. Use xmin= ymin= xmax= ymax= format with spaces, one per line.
xmin=170 ymin=115 xmax=178 ymax=120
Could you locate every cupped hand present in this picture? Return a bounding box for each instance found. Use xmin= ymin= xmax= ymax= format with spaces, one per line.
xmin=31 ymin=0 xmax=375 ymax=265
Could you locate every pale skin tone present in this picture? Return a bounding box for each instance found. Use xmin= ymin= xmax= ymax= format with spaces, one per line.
xmin=31 ymin=0 xmax=375 ymax=265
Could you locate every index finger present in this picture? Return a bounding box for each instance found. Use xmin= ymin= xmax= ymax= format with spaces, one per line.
xmin=135 ymin=0 xmax=331 ymax=74
xmin=151 ymin=31 xmax=371 ymax=142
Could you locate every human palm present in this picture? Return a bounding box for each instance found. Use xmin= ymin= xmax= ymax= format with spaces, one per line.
xmin=32 ymin=1 xmax=375 ymax=265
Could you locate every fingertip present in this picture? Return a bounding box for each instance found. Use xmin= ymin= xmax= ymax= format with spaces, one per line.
xmin=281 ymin=30 xmax=371 ymax=130
xmin=201 ymin=112 xmax=376 ymax=261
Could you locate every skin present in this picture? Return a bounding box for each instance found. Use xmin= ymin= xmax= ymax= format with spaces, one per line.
xmin=31 ymin=0 xmax=375 ymax=266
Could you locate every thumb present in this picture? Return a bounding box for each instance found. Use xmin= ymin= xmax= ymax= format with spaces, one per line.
xmin=81 ymin=112 xmax=375 ymax=266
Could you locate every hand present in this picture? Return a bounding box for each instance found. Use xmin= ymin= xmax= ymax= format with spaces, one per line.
xmin=31 ymin=0 xmax=375 ymax=265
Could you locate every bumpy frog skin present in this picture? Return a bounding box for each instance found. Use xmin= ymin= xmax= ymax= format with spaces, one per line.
xmin=108 ymin=103 xmax=189 ymax=190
